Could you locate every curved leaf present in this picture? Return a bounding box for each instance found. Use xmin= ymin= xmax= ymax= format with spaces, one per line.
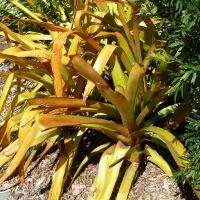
xmin=145 ymin=145 xmax=174 ymax=177
xmin=51 ymin=31 xmax=73 ymax=97
xmin=143 ymin=126 xmax=187 ymax=168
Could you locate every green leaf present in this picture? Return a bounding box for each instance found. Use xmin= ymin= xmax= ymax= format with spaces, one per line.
xmin=125 ymin=63 xmax=144 ymax=113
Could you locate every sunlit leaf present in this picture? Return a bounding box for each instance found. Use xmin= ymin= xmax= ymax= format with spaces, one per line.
xmin=0 ymin=73 xmax=14 ymax=115
xmin=145 ymin=144 xmax=173 ymax=177
xmin=6 ymin=0 xmax=42 ymax=21
xmin=83 ymin=44 xmax=117 ymax=100
xmin=48 ymin=153 xmax=68 ymax=200
xmin=0 ymin=122 xmax=41 ymax=184
xmin=111 ymin=56 xmax=128 ymax=90
xmin=35 ymin=134 xmax=59 ymax=163
xmin=69 ymin=143 xmax=110 ymax=186
xmin=143 ymin=126 xmax=187 ymax=168
xmin=51 ymin=31 xmax=74 ymax=97
xmin=116 ymin=161 xmax=139 ymax=200
xmin=92 ymin=141 xmax=130 ymax=200
xmin=125 ymin=63 xmax=145 ymax=112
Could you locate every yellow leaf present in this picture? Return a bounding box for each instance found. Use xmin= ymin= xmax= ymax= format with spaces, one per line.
xmin=0 ymin=73 xmax=14 ymax=115
xmin=83 ymin=45 xmax=117 ymax=100
xmin=48 ymin=154 xmax=68 ymax=200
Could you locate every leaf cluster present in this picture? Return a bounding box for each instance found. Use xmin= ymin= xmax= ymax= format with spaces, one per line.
xmin=0 ymin=0 xmax=200 ymax=199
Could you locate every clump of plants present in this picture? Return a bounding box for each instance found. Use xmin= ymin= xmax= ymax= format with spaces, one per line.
xmin=0 ymin=0 xmax=200 ymax=199
xmin=140 ymin=0 xmax=200 ymax=190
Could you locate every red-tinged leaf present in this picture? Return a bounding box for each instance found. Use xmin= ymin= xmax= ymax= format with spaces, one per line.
xmin=19 ymin=155 xmax=25 ymax=183
xmin=2 ymin=17 xmax=69 ymax=32
xmin=143 ymin=17 xmax=161 ymax=40
xmin=2 ymin=17 xmax=102 ymax=52
xmin=97 ymin=84 xmax=134 ymax=133
xmin=51 ymin=31 xmax=74 ymax=97
xmin=76 ymin=32 xmax=102 ymax=51
xmin=70 ymin=55 xmax=108 ymax=96
xmin=28 ymin=97 xmax=117 ymax=114
xmin=93 ymin=31 xmax=114 ymax=39
xmin=35 ymin=114 xmax=128 ymax=136
xmin=117 ymin=4 xmax=136 ymax=58
xmin=70 ymin=55 xmax=134 ymax=134
xmin=47 ymin=108 xmax=68 ymax=114
xmin=132 ymin=18 xmax=142 ymax=63
xmin=94 ymin=0 xmax=102 ymax=3
xmin=43 ymin=61 xmax=52 ymax=74
xmin=74 ymin=10 xmax=103 ymax=32
xmin=32 ymin=114 xmax=131 ymax=145
xmin=169 ymin=101 xmax=191 ymax=130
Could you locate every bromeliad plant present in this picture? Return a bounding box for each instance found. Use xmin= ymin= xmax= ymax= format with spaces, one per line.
xmin=0 ymin=0 xmax=200 ymax=199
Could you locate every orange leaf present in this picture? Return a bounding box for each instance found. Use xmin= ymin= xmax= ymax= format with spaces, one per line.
xmin=2 ymin=17 xmax=69 ymax=32
xmin=51 ymin=31 xmax=74 ymax=97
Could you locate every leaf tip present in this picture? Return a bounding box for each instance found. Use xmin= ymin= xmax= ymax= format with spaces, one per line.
xmin=83 ymin=96 xmax=87 ymax=105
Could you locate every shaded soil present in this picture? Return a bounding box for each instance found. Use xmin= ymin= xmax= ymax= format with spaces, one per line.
xmin=0 ymin=147 xmax=191 ymax=200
